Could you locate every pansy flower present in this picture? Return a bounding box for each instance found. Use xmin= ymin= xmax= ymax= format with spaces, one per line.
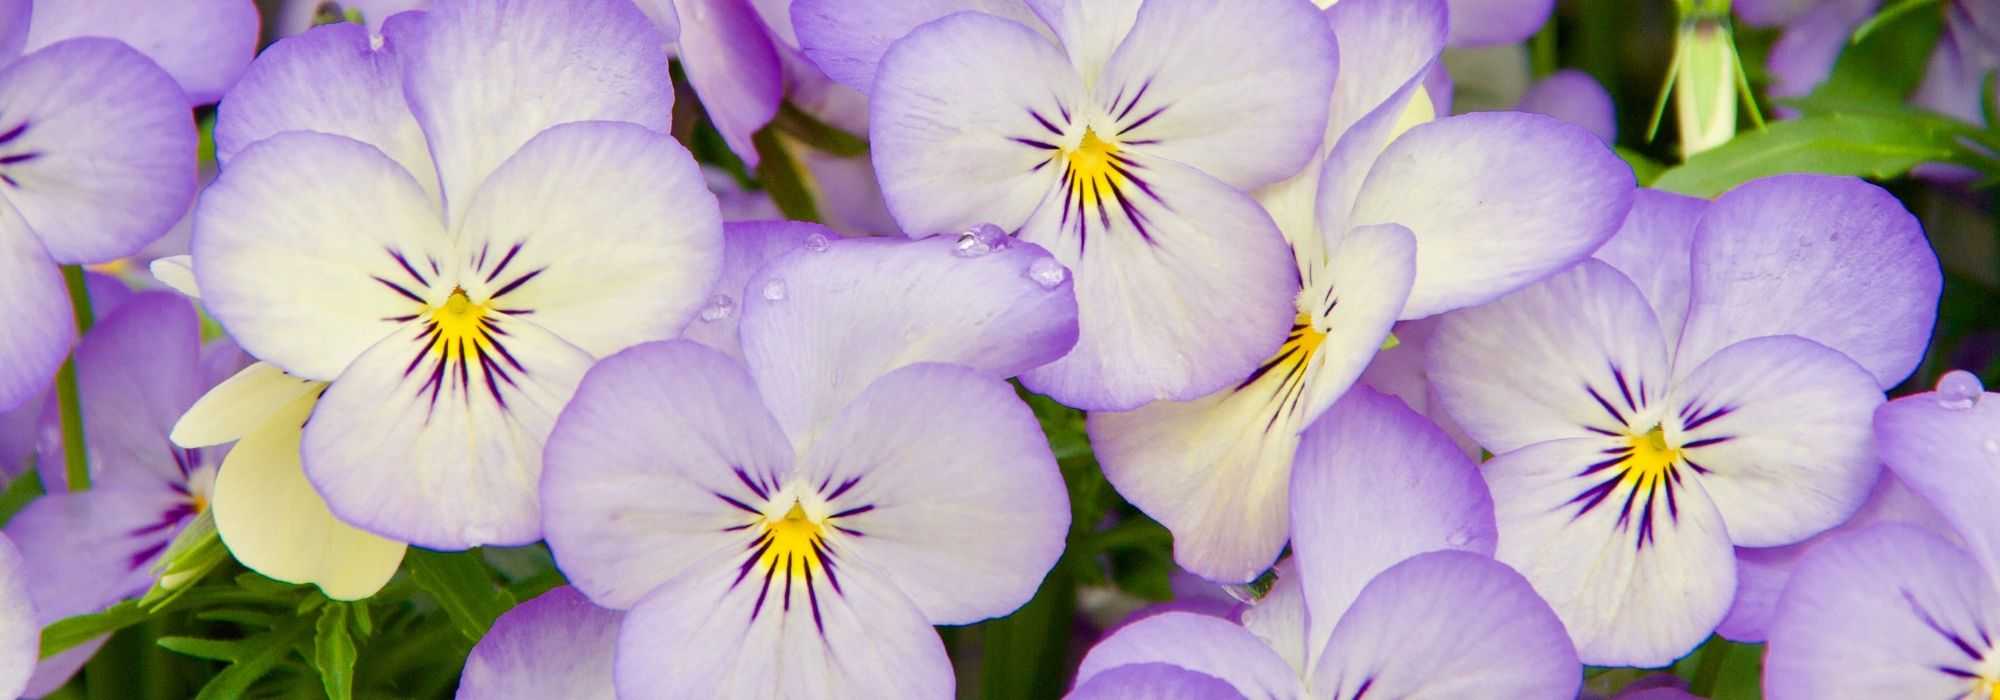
xmin=799 ymin=0 xmax=1337 ymax=410
xmin=1765 ymin=370 xmax=2000 ymax=699
xmin=457 ymin=586 xmax=622 ymax=700
xmin=1086 ymin=0 xmax=1633 ymax=582
xmin=191 ymin=0 xmax=722 ymax=549
xmin=1074 ymin=388 xmax=1579 ymax=699
xmin=1428 ymin=176 xmax=1942 ymax=665
xmin=541 ymin=229 xmax=1079 ymax=697
xmin=4 ymin=293 xmax=245 ymax=693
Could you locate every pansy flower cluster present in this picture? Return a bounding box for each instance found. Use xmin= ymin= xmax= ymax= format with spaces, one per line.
xmin=0 ymin=0 xmax=1989 ymax=698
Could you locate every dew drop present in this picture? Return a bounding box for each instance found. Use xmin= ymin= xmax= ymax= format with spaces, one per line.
xmin=761 ymin=278 xmax=788 ymax=301
xmin=1026 ymin=257 xmax=1068 ymax=289
xmin=1934 ymin=370 xmax=1984 ymax=410
xmin=1446 ymin=529 xmax=1474 ymax=548
xmin=1985 ymin=439 xmax=1999 ymax=455
xmin=1222 ymin=583 xmax=1262 ymax=604
xmin=803 ymin=233 xmax=831 ymax=253
xmin=954 ymin=223 xmax=1010 ymax=258
xmin=698 ymin=294 xmax=736 ymax=322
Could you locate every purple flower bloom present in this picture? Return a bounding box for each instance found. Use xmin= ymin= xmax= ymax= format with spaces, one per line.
xmin=1083 ymin=0 xmax=1632 ymax=582
xmin=1745 ymin=0 xmax=1997 ymax=128
xmin=457 ymin=586 xmax=622 ymax=700
xmin=1074 ymin=388 xmax=1578 ymax=699
xmin=1765 ymin=370 xmax=2000 ymax=698
xmin=1069 ymin=664 xmax=1244 ymax=700
xmin=1515 ymin=69 xmax=1618 ymax=144
xmin=16 ymin=0 xmax=260 ymax=105
xmin=192 ymin=0 xmax=720 ymax=549
xmin=0 ymin=533 xmax=33 ymax=700
xmin=801 ymin=0 xmax=1339 ymax=411
xmin=1439 ymin=0 xmax=1554 ymax=47
xmin=539 ymin=233 xmax=1079 ymax=698
xmin=1428 ymin=176 xmax=1943 ymax=665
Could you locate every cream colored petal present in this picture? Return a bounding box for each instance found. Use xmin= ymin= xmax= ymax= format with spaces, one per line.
xmin=171 ymin=362 xmax=321 ymax=447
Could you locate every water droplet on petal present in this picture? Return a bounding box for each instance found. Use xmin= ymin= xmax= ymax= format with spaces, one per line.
xmin=954 ymin=223 xmax=1009 ymax=258
xmin=803 ymin=233 xmax=831 ymax=253
xmin=699 ymin=294 xmax=736 ymax=322
xmin=1935 ymin=370 xmax=1984 ymax=410
xmin=1985 ymin=439 xmax=1999 ymax=455
xmin=1222 ymin=583 xmax=1262 ymax=604
xmin=1446 ymin=529 xmax=1474 ymax=548
xmin=1026 ymin=257 xmax=1068 ymax=289
xmin=761 ymin=278 xmax=788 ymax=301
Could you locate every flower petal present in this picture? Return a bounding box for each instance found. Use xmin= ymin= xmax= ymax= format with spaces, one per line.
xmin=453 ymin=121 xmax=723 ymax=357
xmin=791 ymin=0 xmax=1048 ymax=94
xmin=386 ymin=0 xmax=673 ymax=225
xmin=192 ymin=131 xmax=449 ymax=381
xmin=681 ymin=221 xmax=824 ymax=361
xmin=0 ymin=38 xmax=196 ymax=263
xmin=1444 ymin=0 xmax=1553 ymax=47
xmin=1067 ymin=663 xmax=1245 ymax=700
xmin=1023 ymin=0 xmax=1140 ymax=88
xmin=0 ymin=202 xmax=69 ymax=411
xmin=1239 ymin=566 xmax=1309 ymax=678
xmin=739 ymin=235 xmax=1077 ymax=446
xmin=1875 ymin=382 xmax=2000 ymax=580
xmin=24 ymin=0 xmax=258 ymax=104
xmin=1350 ymin=112 xmax=1635 ymax=319
xmin=213 ymin=22 xmax=437 ymax=202
xmin=1302 ymin=0 xmax=1443 ymax=250
xmin=1667 ymin=335 xmax=1883 ymax=547
xmin=1765 ymin=524 xmax=1999 ymax=700
xmin=1590 ymin=189 xmax=1704 ymax=354
xmin=3 ymin=488 xmax=189 ymax=621
xmin=1676 ymin=174 xmax=1940 ymax=389
xmin=1296 ymin=222 xmax=1415 ymax=424
xmin=795 ymin=363 xmax=1068 ymax=624
xmin=1073 ymin=612 xmax=1305 ymax=699
xmin=212 ymin=389 xmax=405 ymax=601
xmin=1483 ymin=437 xmax=1737 ymax=666
xmin=541 ymin=341 xmax=795 ymax=610
xmin=1308 ymin=551 xmax=1579 ymax=699
xmin=0 ymin=0 xmax=26 ymax=63
xmin=614 ymin=552 xmax=952 ymax=699
xmin=171 ymin=362 xmax=321 ymax=448
xmin=677 ymin=0 xmax=783 ymax=164
xmin=1515 ymin=69 xmax=1617 ymax=144
xmin=1090 ymin=0 xmax=1337 ymax=189
xmin=1018 ymin=151 xmax=1298 ymax=410
xmin=302 ymin=316 xmax=593 ymax=549
xmin=1428 ymin=259 xmax=1673 ymax=453
xmin=38 ymin=293 xmax=203 ymax=492
xmin=868 ymin=11 xmax=1078 ymax=235
xmin=149 ymin=254 xmax=200 ymax=299
xmin=0 ymin=535 xmax=29 ymax=699
xmin=1290 ymin=387 xmax=1496 ymax=662
xmin=458 ymin=586 xmax=620 ymax=700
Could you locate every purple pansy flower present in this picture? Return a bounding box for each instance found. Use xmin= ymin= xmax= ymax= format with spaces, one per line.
xmin=1515 ymin=69 xmax=1618 ymax=144
xmin=191 ymin=0 xmax=722 ymax=549
xmin=1084 ymin=0 xmax=1633 ymax=582
xmin=1074 ymin=388 xmax=1579 ymax=699
xmin=1428 ymin=176 xmax=1943 ymax=665
xmin=16 ymin=0 xmax=259 ymax=105
xmin=1069 ymin=664 xmax=1244 ymax=700
xmin=1744 ymin=0 xmax=1997 ymax=128
xmin=457 ymin=586 xmax=622 ymax=700
xmin=540 ymin=230 xmax=1079 ymax=698
xmin=799 ymin=0 xmax=1338 ymax=411
xmin=0 ymin=3 xmax=203 ymax=410
xmin=4 ymin=293 xmax=246 ymax=694
xmin=0 ymin=533 xmax=32 ymax=700
xmin=1765 ymin=370 xmax=2000 ymax=698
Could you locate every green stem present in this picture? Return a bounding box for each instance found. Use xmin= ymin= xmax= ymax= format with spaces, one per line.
xmin=1687 ymin=637 xmax=1732 ymax=696
xmin=57 ymin=265 xmax=95 ymax=493
xmin=1530 ymin=22 xmax=1558 ymax=80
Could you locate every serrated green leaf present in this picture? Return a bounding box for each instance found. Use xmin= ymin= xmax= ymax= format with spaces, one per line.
xmin=1653 ymin=113 xmax=1969 ymax=196
xmin=157 ymin=636 xmax=251 ymax=662
xmin=404 ymin=548 xmax=516 ymax=641
xmin=315 ymin=604 xmax=357 ymax=700
xmin=351 ymin=601 xmax=374 ymax=638
xmin=195 ymin=609 xmax=280 ymax=627
xmin=192 ymin=619 xmax=313 ymax=700
xmin=40 ymin=601 xmax=151 ymax=658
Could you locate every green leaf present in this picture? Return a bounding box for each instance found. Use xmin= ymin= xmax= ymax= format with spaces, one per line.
xmin=1815 ymin=1 xmax=1942 ymax=104
xmin=0 ymin=467 xmax=43 ymax=527
xmin=771 ymin=102 xmax=869 ymax=158
xmin=314 ymin=604 xmax=358 ymax=700
xmin=752 ymin=127 xmax=822 ymax=222
xmin=404 ymin=548 xmax=517 ymax=641
xmin=1616 ymin=147 xmax=1668 ymax=186
xmin=41 ymin=601 xmax=152 ymax=658
xmin=192 ymin=619 xmax=313 ymax=700
xmin=977 ymin=562 xmax=1077 ymax=700
xmin=1653 ymin=112 xmax=1969 ymax=196
xmin=157 ymin=636 xmax=251 ymax=663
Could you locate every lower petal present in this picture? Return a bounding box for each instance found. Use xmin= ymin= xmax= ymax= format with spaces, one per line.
xmin=0 ymin=535 xmax=33 ymax=699
xmin=171 ymin=362 xmax=323 ymax=448
xmin=3 ymin=488 xmax=189 ymax=620
xmin=302 ymin=317 xmax=594 ymax=549
xmin=1073 ymin=612 xmax=1305 ymax=700
xmin=458 ymin=586 xmax=621 ymax=700
xmin=212 ymin=390 xmax=405 ymax=601
xmin=0 ymin=204 xmax=69 ymax=411
xmin=1067 ymin=664 xmax=1245 ymax=700
xmin=1484 ymin=438 xmax=1737 ymax=666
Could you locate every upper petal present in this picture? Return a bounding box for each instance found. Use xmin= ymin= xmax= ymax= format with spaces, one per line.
xmin=457 ymin=586 xmax=620 ymax=700
xmin=171 ymin=362 xmax=321 ymax=448
xmin=681 ymin=221 xmax=825 ymax=362
xmin=1443 ymin=0 xmax=1552 ymax=47
xmin=1428 ymin=259 xmax=1673 ymax=453
xmin=1515 ymin=69 xmax=1617 ymax=144
xmin=453 ymin=121 xmax=723 ymax=357
xmin=0 ymin=0 xmax=26 ymax=63
xmin=1024 ymin=0 xmax=1139 ymax=88
xmin=3 ymin=488 xmax=189 ymax=621
xmin=0 ymin=202 xmax=69 ymax=411
xmin=1090 ymin=0 xmax=1337 ymax=189
xmin=791 ymin=0 xmax=1048 ymax=94
xmin=1308 ymin=551 xmax=1579 ymax=700
xmin=1675 ymin=174 xmax=1941 ymax=389
xmin=38 ymin=292 xmax=204 ymax=492
xmin=385 ymin=0 xmax=673 ymax=226
xmin=795 ymin=363 xmax=1068 ymax=625
xmin=1289 ymin=387 xmax=1496 ymax=663
xmin=1349 ymin=112 xmax=1636 ymax=319
xmin=540 ymin=341 xmax=796 ymax=610
xmin=1073 ymin=612 xmax=1306 ymax=700
xmin=192 ymin=131 xmax=450 ymax=380
xmin=1590 ymin=189 xmax=1706 ymax=355
xmin=24 ymin=0 xmax=259 ymax=104
xmin=1875 ymin=379 xmax=2000 ymax=582
xmin=0 ymin=37 xmax=196 ymax=263
xmin=738 ymin=235 xmax=1077 ymax=447
xmin=214 ymin=22 xmax=436 ymax=203
xmin=1067 ymin=664 xmax=1245 ymax=700
xmin=301 ymin=315 xmax=594 ymax=549
xmin=676 ymin=0 xmax=783 ymax=165
xmin=0 ymin=535 xmax=31 ymax=700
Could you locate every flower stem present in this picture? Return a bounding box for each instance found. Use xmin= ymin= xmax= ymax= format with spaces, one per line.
xmin=1687 ymin=636 xmax=1732 ymax=696
xmin=56 ymin=264 xmax=95 ymax=493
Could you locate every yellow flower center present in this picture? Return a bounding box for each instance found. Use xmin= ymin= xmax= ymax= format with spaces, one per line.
xmin=1621 ymin=425 xmax=1679 ymax=489
xmin=1066 ymin=128 xmax=1124 ymax=210
xmin=757 ymin=501 xmax=826 ymax=582
xmin=431 ymin=288 xmax=492 ymax=360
